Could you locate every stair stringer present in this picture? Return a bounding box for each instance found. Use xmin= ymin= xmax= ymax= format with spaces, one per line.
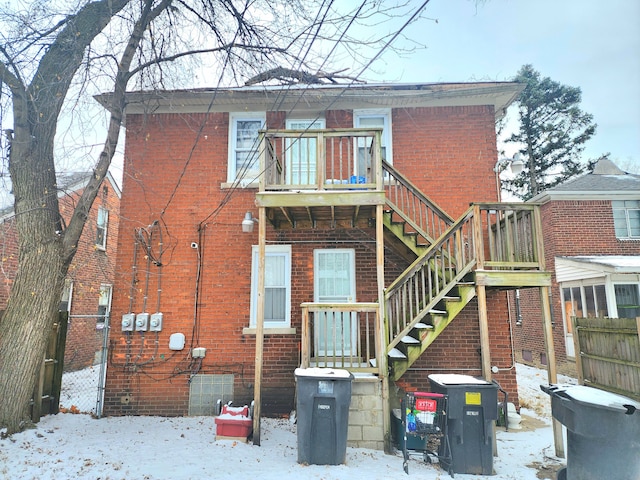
xmin=389 ymin=284 xmax=476 ymax=381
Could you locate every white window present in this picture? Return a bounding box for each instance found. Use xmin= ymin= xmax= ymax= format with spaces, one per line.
xmin=614 ymin=283 xmax=640 ymax=318
xmin=228 ymin=112 xmax=266 ymax=183
xmin=285 ymin=118 xmax=325 ymax=185
xmin=96 ymin=207 xmax=108 ymax=250
xmin=250 ymin=245 xmax=291 ymax=328
xmin=59 ymin=280 xmax=73 ymax=313
xmin=354 ymin=109 xmax=392 ymax=164
xmin=97 ymin=284 xmax=112 ymax=327
xmin=613 ymin=200 xmax=640 ymax=239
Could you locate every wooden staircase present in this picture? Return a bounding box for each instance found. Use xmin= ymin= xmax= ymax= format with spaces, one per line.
xmin=381 ymin=161 xmax=548 ymax=380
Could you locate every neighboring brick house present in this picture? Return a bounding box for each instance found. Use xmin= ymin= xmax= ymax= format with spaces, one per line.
xmin=98 ymin=82 xmax=552 ymax=449
xmin=513 ymin=158 xmax=640 ymax=375
xmin=0 ymin=172 xmax=121 ymax=372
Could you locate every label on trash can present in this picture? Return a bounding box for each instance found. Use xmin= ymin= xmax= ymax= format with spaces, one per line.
xmin=465 ymin=392 xmax=482 ymax=405
xmin=318 ymin=381 xmax=334 ymax=394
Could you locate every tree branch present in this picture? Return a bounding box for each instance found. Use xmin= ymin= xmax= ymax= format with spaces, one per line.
xmin=245 ymin=66 xmax=364 ymax=86
xmin=62 ymin=0 xmax=175 ymax=264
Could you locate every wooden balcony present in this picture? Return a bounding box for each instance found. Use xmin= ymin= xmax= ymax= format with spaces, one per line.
xmin=255 ymin=128 xmax=386 ymax=229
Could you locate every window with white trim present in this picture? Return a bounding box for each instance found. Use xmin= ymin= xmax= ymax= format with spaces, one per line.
xmin=250 ymin=245 xmax=291 ymax=328
xmin=354 ymin=109 xmax=392 ymax=164
xmin=614 ymin=283 xmax=640 ymax=318
xmin=97 ymin=284 xmax=112 ymax=327
xmin=612 ymin=200 xmax=640 ymax=239
xmin=228 ymin=112 xmax=265 ymax=183
xmin=285 ymin=118 xmax=325 ymax=185
xmin=96 ymin=207 xmax=108 ymax=250
xmin=59 ymin=280 xmax=73 ymax=313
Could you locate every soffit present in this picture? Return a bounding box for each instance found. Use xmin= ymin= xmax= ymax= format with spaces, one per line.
xmin=96 ymin=82 xmax=523 ymax=121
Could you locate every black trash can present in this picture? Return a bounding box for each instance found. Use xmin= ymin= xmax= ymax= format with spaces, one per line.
xmin=294 ymin=367 xmax=353 ymax=465
xmin=429 ymin=374 xmax=498 ymax=475
xmin=542 ymin=384 xmax=640 ymax=480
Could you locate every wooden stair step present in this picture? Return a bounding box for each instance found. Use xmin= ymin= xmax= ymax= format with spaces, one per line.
xmin=414 ymin=322 xmax=434 ymax=330
xmin=388 ymin=348 xmax=407 ymax=359
xmin=401 ymin=335 xmax=420 ymax=344
xmin=429 ymin=309 xmax=447 ymax=315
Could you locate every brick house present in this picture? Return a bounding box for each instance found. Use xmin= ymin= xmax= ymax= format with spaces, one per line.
xmin=98 ymin=82 xmax=552 ymax=449
xmin=0 ymin=172 xmax=121 ymax=372
xmin=513 ymin=158 xmax=640 ymax=375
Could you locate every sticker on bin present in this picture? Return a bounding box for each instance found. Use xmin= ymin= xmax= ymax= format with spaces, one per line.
xmin=465 ymin=391 xmax=482 ymax=405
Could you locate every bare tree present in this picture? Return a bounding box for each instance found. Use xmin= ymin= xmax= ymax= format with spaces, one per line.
xmin=0 ymin=0 xmax=429 ymax=435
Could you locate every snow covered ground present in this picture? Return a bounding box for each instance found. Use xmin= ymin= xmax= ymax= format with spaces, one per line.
xmin=0 ymin=364 xmax=575 ymax=480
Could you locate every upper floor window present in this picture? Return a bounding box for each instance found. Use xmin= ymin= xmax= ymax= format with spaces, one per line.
xmin=354 ymin=109 xmax=392 ymax=164
xmin=228 ymin=112 xmax=265 ymax=183
xmin=612 ymin=200 xmax=640 ymax=239
xmin=96 ymin=207 xmax=108 ymax=250
xmin=285 ymin=118 xmax=325 ymax=185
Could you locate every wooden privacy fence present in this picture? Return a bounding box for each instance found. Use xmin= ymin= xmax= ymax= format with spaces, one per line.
xmin=571 ymin=316 xmax=640 ymax=401
xmin=31 ymin=312 xmax=69 ymax=422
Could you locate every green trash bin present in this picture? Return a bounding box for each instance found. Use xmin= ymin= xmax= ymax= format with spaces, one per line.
xmin=295 ymin=367 xmax=353 ymax=465
xmin=429 ymin=374 xmax=498 ymax=475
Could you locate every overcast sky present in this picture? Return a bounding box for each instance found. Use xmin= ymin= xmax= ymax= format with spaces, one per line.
xmin=371 ymin=0 xmax=640 ymax=171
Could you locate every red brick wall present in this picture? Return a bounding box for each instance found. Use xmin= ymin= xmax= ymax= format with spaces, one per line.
xmin=514 ymin=199 xmax=640 ymax=375
xmin=103 ymin=105 xmax=519 ymax=416
xmin=0 ymin=178 xmax=119 ymax=372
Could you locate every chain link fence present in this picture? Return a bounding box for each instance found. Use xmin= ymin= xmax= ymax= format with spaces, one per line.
xmin=59 ymin=315 xmax=110 ymax=417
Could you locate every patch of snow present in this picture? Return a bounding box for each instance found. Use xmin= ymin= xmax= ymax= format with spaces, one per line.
xmin=0 ymin=363 xmax=569 ymax=479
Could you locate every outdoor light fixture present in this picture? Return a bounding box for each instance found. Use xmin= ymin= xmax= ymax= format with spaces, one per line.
xmin=494 ymin=153 xmax=525 ymax=201
xmin=242 ymin=211 xmax=258 ymax=233
xmin=494 ymin=152 xmax=524 ymax=174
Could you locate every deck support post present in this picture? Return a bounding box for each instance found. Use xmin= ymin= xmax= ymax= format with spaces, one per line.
xmin=540 ymin=285 xmax=564 ymax=458
xmin=477 ymin=284 xmax=492 ymax=381
xmin=375 ymin=204 xmax=390 ymax=453
xmin=253 ymin=207 xmax=267 ymax=446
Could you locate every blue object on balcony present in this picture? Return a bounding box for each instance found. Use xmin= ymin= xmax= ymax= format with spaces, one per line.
xmin=349 ymin=175 xmax=365 ymax=184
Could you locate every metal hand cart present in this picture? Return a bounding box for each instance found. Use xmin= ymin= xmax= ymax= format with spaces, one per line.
xmin=401 ymin=391 xmax=453 ymax=476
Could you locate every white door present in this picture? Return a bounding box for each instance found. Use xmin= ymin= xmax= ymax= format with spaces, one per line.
xmin=314 ymin=249 xmax=356 ymax=356
xmin=285 ymin=119 xmax=324 ymax=185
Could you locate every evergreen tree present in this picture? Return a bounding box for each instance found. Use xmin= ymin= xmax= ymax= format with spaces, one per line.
xmin=503 ymin=65 xmax=597 ymax=200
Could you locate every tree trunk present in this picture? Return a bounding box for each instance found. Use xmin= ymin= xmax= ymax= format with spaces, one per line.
xmin=0 ymin=240 xmax=65 ymax=433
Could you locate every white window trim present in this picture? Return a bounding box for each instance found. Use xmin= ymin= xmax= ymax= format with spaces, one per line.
xmin=246 ymin=244 xmax=294 ymax=333
xmin=60 ymin=280 xmax=73 ymax=314
xmin=96 ymin=207 xmax=108 ymax=250
xmin=353 ymin=108 xmax=392 ymax=164
xmin=97 ymin=284 xmax=113 ymax=329
xmin=227 ymin=112 xmax=266 ymax=184
xmin=612 ymin=200 xmax=640 ymax=239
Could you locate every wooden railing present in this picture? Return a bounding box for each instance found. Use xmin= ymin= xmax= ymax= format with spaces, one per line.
xmin=385 ymin=208 xmax=477 ymax=351
xmin=385 ymin=203 xmax=544 ymax=354
xmin=260 ymin=128 xmax=383 ymax=191
xmin=300 ymin=303 xmax=380 ymax=374
xmin=474 ymin=203 xmax=543 ymax=270
xmin=382 ymin=160 xmax=454 ymax=246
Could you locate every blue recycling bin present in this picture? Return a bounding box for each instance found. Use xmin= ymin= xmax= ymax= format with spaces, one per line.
xmin=295 ymin=368 xmax=353 ymax=465
xmin=542 ymin=384 xmax=640 ymax=480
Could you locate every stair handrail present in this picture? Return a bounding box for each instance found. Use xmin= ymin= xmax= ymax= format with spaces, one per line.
xmin=385 ymin=206 xmax=477 ymax=351
xmin=382 ymin=160 xmax=454 ymax=246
